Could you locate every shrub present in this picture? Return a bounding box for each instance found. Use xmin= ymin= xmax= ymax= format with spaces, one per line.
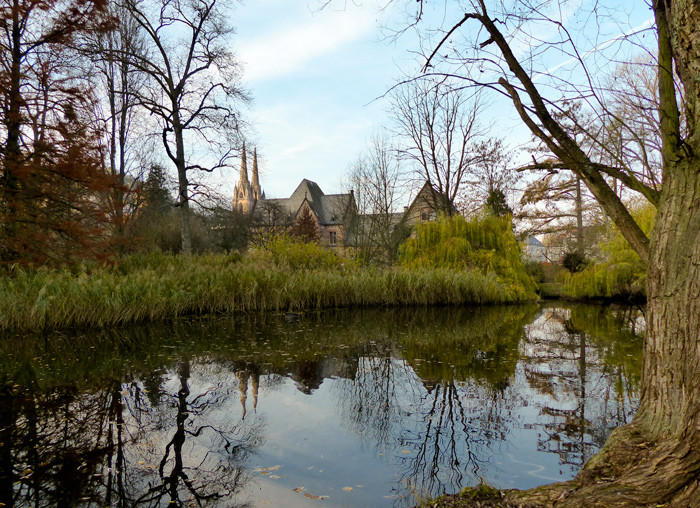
xmin=562 ymin=251 xmax=587 ymax=273
xmin=524 ymin=261 xmax=545 ymax=283
xmin=247 ymin=233 xmax=349 ymax=271
xmin=562 ymin=200 xmax=653 ymax=299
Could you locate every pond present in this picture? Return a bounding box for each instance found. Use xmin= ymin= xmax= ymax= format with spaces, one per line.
xmin=0 ymin=303 xmax=644 ymax=507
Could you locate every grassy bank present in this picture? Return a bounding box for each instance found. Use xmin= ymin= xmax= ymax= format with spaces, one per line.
xmin=0 ymin=251 xmax=537 ymax=332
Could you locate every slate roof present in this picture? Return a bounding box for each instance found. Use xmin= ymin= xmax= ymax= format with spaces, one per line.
xmin=255 ymin=179 xmax=353 ymax=225
xmin=525 ymin=236 xmax=544 ymax=247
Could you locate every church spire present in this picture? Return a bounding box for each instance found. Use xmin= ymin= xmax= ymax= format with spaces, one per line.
xmin=252 ymin=147 xmax=260 ymax=198
xmin=239 ymin=141 xmax=249 ymax=187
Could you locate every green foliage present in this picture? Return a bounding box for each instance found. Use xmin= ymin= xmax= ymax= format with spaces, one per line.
xmin=563 ymin=202 xmax=653 ymax=299
xmin=562 ymin=250 xmax=588 ymax=273
xmin=201 ymin=206 xmax=250 ymax=252
xmin=0 ymin=249 xmax=535 ymax=332
xmin=399 ymin=214 xmax=537 ymax=297
xmin=248 ymin=233 xmax=348 ymax=271
xmin=485 ymin=188 xmax=512 ymax=217
xmin=524 ymin=260 xmax=545 ymax=284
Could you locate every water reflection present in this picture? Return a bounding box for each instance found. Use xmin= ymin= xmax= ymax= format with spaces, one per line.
xmin=0 ymin=303 xmax=643 ymax=506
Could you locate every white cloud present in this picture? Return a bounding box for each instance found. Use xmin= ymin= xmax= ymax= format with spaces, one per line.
xmin=239 ymin=7 xmax=377 ymax=83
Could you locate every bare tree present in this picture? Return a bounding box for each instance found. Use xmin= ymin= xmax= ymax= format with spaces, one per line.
xmin=398 ymin=0 xmax=700 ymax=503
xmin=119 ymin=0 xmax=247 ymax=253
xmin=390 ymin=77 xmax=488 ymax=215
xmin=81 ymin=2 xmax=148 ymax=247
xmin=347 ymin=134 xmax=407 ymax=264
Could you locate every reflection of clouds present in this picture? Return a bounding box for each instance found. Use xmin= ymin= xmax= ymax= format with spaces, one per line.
xmin=4 ymin=305 xmax=644 ymax=506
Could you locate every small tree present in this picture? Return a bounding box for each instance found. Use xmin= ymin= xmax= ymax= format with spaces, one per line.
xmin=485 ymin=188 xmax=512 ymax=218
xmin=291 ymin=207 xmax=319 ymax=243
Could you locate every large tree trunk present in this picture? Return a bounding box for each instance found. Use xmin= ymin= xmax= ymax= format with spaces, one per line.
xmin=507 ymin=0 xmax=700 ymax=504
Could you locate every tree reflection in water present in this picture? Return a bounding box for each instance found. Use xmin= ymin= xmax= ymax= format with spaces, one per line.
xmin=521 ymin=305 xmax=643 ymax=474
xmin=331 ymin=306 xmax=534 ymax=498
xmin=0 ymin=304 xmax=643 ymax=506
xmin=0 ymin=357 xmax=264 ymax=506
xmin=332 ymin=304 xmax=643 ymax=500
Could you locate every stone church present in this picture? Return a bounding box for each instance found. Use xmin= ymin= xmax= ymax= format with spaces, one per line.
xmin=232 ymin=142 xmax=264 ymax=215
xmin=232 ymin=146 xmax=356 ymax=249
xmin=232 ymin=146 xmax=453 ymax=250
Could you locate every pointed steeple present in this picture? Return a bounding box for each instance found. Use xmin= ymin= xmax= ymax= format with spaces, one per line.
xmin=239 ymin=141 xmax=249 ymax=187
xmin=251 ymin=147 xmax=260 ymax=198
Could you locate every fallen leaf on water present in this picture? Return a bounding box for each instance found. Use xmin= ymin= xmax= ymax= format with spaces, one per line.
xmin=304 ymin=493 xmax=320 ymax=499
xmin=269 ymin=475 xmax=283 ymax=479
xmin=401 ymin=450 xmax=410 ymax=453
xmin=260 ymin=471 xmax=270 ymax=475
xmin=293 ymin=487 xmax=305 ymax=493
xmin=342 ymin=487 xmax=353 ymax=492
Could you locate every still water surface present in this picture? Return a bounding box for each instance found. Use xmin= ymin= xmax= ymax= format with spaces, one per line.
xmin=0 ymin=303 xmax=644 ymax=507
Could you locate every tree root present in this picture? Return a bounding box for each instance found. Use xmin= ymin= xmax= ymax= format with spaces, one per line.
xmin=427 ymin=424 xmax=700 ymax=507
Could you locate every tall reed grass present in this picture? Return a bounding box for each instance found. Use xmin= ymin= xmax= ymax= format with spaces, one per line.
xmin=0 ymin=248 xmax=536 ymax=332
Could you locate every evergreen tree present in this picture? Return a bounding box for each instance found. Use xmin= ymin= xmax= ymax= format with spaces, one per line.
xmin=291 ymin=207 xmax=319 ymax=243
xmin=485 ymin=188 xmax=513 ymax=217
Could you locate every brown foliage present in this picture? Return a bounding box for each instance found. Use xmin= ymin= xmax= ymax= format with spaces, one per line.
xmin=0 ymin=0 xmax=115 ymax=266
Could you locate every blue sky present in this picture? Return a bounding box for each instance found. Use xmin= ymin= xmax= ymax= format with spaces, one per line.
xmin=221 ymin=0 xmax=422 ymax=199
xmin=212 ymin=0 xmax=656 ymax=203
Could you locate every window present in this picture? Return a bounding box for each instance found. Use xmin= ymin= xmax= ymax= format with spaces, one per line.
xmin=329 ymin=231 xmax=337 ymax=246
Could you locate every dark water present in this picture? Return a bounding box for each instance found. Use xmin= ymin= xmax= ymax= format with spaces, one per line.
xmin=0 ymin=303 xmax=644 ymax=507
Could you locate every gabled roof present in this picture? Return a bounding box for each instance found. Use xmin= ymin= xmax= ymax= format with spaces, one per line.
xmin=254 ymin=179 xmax=354 ymax=225
xmin=525 ymin=236 xmax=544 ymax=247
xmin=404 ymin=182 xmax=455 ymax=217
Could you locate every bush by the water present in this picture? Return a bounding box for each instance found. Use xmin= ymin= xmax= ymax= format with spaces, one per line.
xmin=399 ymin=214 xmax=537 ymax=296
xmin=0 ymin=234 xmax=536 ymax=332
xmin=562 ymin=202 xmax=652 ymax=299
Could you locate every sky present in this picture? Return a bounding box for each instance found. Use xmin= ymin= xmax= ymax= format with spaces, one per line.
xmin=208 ymin=0 xmax=656 ymax=205
xmin=216 ymin=0 xmax=424 ymax=199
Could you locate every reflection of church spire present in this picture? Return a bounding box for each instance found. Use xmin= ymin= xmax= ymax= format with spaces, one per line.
xmin=238 ymin=371 xmax=249 ymax=420
xmin=252 ymin=372 xmax=259 ymax=412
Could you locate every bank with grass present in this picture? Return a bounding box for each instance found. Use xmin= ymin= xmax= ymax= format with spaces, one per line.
xmin=0 ymin=216 xmax=538 ymax=332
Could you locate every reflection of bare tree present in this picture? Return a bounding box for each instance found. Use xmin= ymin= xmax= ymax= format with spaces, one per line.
xmin=0 ymin=386 xmax=115 ymax=506
xmin=521 ymin=305 xmax=642 ymax=471
xmin=1 ymin=359 xmax=265 ymax=507
xmin=132 ymin=360 xmax=262 ymax=506
xmin=338 ymin=354 xmax=412 ymax=451
xmin=333 ymin=306 xmax=535 ymax=502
